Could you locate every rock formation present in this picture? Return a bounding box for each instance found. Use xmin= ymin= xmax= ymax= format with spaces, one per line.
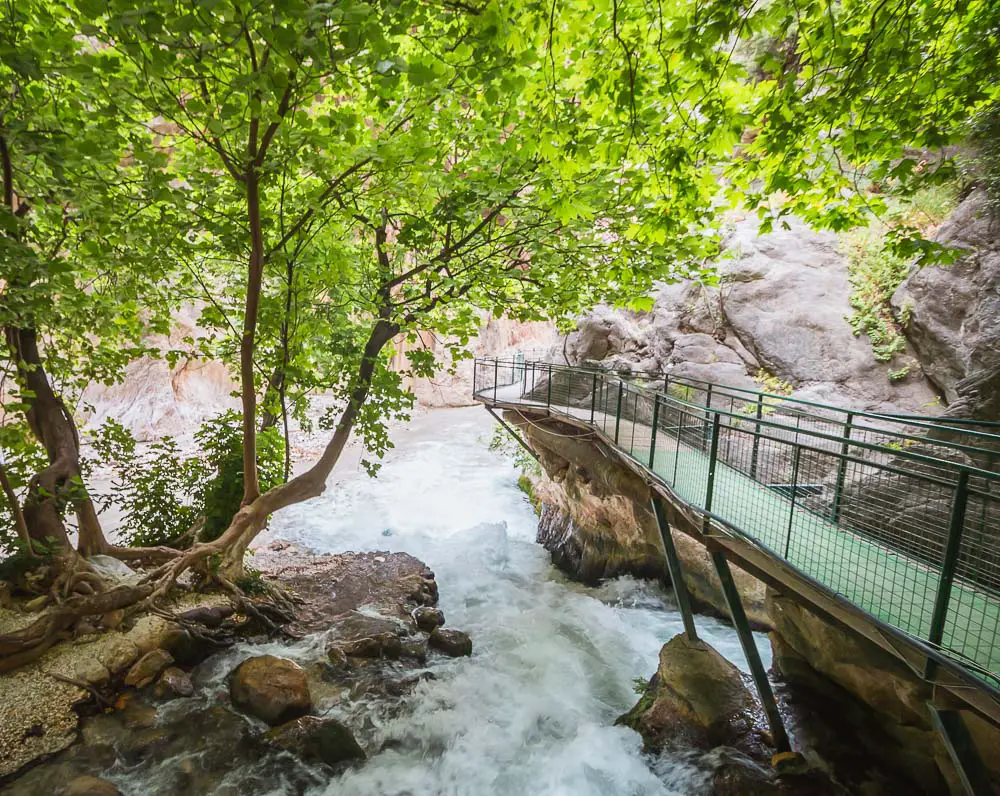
xmin=560 ymin=215 xmax=942 ymax=415
xmin=893 ymin=189 xmax=1000 ymax=423
xmin=512 ymin=411 xmax=770 ymax=627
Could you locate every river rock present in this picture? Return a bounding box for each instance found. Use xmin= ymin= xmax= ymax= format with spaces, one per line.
xmin=428 ymin=628 xmax=472 ymax=657
xmin=120 ymin=701 xmax=158 ymax=730
xmin=400 ymin=639 xmax=428 ymax=663
xmin=337 ymin=633 xmax=403 ymax=660
xmin=262 ymin=715 xmax=365 ymax=767
xmin=124 ymin=649 xmax=174 ymax=688
xmin=62 ymin=776 xmax=121 ymax=796
xmin=154 ymin=666 xmax=194 ymax=698
xmin=618 ymin=633 xmax=758 ymax=751
xmin=412 ymin=606 xmax=445 ymax=631
xmin=230 ymin=655 xmax=312 ymax=726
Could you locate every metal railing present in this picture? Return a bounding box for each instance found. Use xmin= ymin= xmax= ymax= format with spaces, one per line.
xmin=474 ymin=357 xmax=1000 ymax=692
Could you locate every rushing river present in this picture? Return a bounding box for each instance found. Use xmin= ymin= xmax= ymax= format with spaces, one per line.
xmin=17 ymin=406 xmax=769 ymax=796
xmin=267 ymin=406 xmax=766 ymax=795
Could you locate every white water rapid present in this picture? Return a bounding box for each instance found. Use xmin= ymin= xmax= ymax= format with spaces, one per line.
xmin=264 ymin=406 xmax=768 ymax=796
xmin=40 ymin=406 xmax=772 ymax=796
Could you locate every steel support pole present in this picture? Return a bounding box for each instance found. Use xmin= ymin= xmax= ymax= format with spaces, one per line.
xmin=750 ymin=394 xmax=764 ymax=480
xmin=651 ymin=497 xmax=698 ymax=642
xmin=784 ymin=446 xmax=802 ymax=559
xmin=710 ymin=549 xmax=791 ymax=754
xmin=702 ymin=385 xmax=714 ymax=451
xmin=672 ymin=411 xmax=684 ymax=486
xmin=927 ymin=704 xmax=992 ymax=796
xmin=705 ymin=413 xmax=721 ymax=514
xmin=926 ymin=471 xmax=970 ymax=681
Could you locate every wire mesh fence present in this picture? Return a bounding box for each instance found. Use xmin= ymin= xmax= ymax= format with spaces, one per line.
xmin=473 ymin=357 xmax=1000 ymax=689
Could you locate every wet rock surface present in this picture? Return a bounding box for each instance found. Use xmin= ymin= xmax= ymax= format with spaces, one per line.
xmin=154 ymin=666 xmax=194 ymax=698
xmin=261 ymin=714 xmax=366 ymax=767
xmin=230 ymin=655 xmax=313 ymax=725
xmin=62 ymin=775 xmax=122 ymax=796
xmin=620 ymin=634 xmax=854 ymax=796
xmin=3 ymin=547 xmax=475 ymax=793
xmin=428 ymin=628 xmax=473 ymax=657
xmin=618 ymin=634 xmax=763 ymax=752
xmin=511 ymin=411 xmax=770 ymax=627
xmin=124 ymin=649 xmax=174 ymax=688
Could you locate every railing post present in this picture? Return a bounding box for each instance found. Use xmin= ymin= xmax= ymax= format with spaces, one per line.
xmin=546 ymin=363 xmax=553 ymax=408
xmin=784 ymin=445 xmax=802 ymax=559
xmin=830 ymin=412 xmax=854 ymax=523
xmin=702 ymin=385 xmax=714 ymax=451
xmin=614 ymin=380 xmax=624 ymax=444
xmin=589 ymin=372 xmax=598 ymax=425
xmin=649 ymin=394 xmax=660 ymax=470
xmin=493 ymin=358 xmax=499 ymax=403
xmin=926 ymin=471 xmax=970 ymax=680
xmin=704 ymin=413 xmax=721 ymax=513
xmin=749 ymin=394 xmax=764 ymax=480
xmin=672 ymin=410 xmax=684 ymax=485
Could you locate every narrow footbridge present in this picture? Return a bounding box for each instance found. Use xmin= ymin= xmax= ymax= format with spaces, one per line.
xmin=475 ymin=357 xmax=1000 ymax=790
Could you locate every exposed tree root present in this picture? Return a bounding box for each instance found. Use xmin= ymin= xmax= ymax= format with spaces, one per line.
xmin=43 ymin=669 xmax=115 ymax=710
xmin=214 ymin=575 xmax=296 ymax=636
xmin=0 ymin=583 xmax=153 ymax=673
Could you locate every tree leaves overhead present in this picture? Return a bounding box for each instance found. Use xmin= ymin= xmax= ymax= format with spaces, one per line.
xmin=1 ymin=0 xmax=998 ymax=554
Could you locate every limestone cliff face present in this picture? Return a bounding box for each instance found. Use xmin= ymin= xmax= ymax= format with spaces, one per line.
xmin=83 ymin=311 xmax=555 ymax=438
xmin=81 ymin=304 xmax=239 ymax=440
xmin=391 ymin=316 xmax=556 ymax=408
xmin=893 ymin=189 xmax=1000 ymax=423
xmin=558 ymin=214 xmax=941 ymax=416
xmin=509 ymin=411 xmax=770 ymax=627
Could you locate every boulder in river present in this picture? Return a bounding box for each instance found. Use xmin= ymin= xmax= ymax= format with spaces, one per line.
xmin=262 ymin=715 xmax=366 ymax=767
xmin=154 ymin=667 xmax=194 ymax=699
xmin=617 ymin=633 xmax=759 ymax=751
xmin=428 ymin=628 xmax=472 ymax=657
xmin=230 ymin=655 xmax=312 ymax=726
xmin=337 ymin=632 xmax=404 ymax=660
xmin=412 ymin=606 xmax=445 ymax=631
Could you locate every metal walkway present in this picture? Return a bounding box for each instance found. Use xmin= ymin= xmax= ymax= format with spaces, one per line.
xmin=473 ymin=358 xmax=1000 ymax=735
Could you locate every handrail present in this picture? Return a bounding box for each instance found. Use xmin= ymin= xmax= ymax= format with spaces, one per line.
xmin=473 ymin=356 xmax=1000 ymax=697
xmin=597 ymin=361 xmax=1000 ymax=435
xmin=485 ymin=357 xmax=1000 ymax=465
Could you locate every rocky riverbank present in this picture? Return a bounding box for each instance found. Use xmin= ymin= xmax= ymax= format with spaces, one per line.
xmin=1 ymin=543 xmax=472 ymax=794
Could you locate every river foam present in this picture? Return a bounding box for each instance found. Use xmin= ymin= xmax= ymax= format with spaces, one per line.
xmin=263 ymin=406 xmax=766 ymax=795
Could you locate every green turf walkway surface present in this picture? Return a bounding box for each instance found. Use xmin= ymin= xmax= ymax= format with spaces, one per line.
xmin=593 ymin=407 xmax=1000 ymax=684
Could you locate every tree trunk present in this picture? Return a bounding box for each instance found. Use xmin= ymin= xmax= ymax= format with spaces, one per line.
xmin=0 ymin=461 xmax=31 ymax=553
xmin=259 ymin=365 xmax=284 ymax=432
xmin=4 ymin=326 xmax=108 ymax=554
xmin=1 ymin=133 xmax=107 ymax=555
xmin=215 ymin=318 xmax=399 ymax=577
xmin=240 ymin=168 xmax=265 ymax=506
